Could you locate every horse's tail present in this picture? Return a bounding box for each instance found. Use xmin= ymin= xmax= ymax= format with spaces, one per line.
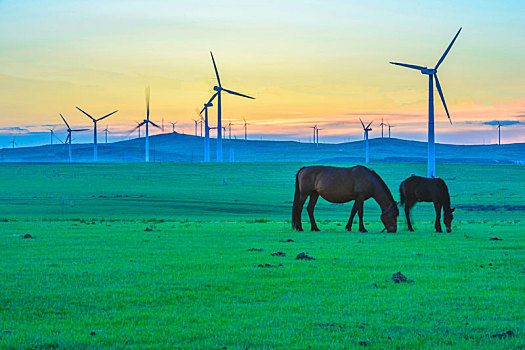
xmin=399 ymin=181 xmax=406 ymax=206
xmin=292 ymin=167 xmax=304 ymax=230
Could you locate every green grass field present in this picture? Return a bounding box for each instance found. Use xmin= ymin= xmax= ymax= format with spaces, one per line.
xmin=0 ymin=162 xmax=524 ymax=349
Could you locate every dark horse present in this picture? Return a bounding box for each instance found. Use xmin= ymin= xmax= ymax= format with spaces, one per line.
xmin=399 ymin=175 xmax=455 ymax=232
xmin=292 ymin=165 xmax=399 ymax=232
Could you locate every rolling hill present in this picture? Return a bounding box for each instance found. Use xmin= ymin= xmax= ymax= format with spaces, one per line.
xmin=0 ymin=133 xmax=524 ymax=164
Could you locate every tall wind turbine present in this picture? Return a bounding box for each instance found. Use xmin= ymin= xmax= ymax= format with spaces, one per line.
xmin=143 ymin=86 xmax=161 ymax=162
xmin=316 ymin=128 xmax=323 ymax=146
xmin=390 ymin=27 xmax=461 ymax=178
xmin=310 ymin=125 xmax=317 ymax=144
xmin=103 ymin=125 xmax=110 ymax=143
xmin=9 ymin=137 xmax=16 ymax=149
xmin=496 ymin=122 xmax=504 ymax=145
xmin=76 ymin=107 xmax=117 ymax=161
xmin=210 ymin=51 xmax=255 ymax=162
xmin=192 ymin=119 xmax=199 ymax=136
xmin=200 ymin=93 xmax=217 ymax=162
xmin=60 ymin=113 xmax=88 ymax=162
xmin=360 ymin=118 xmax=373 ymax=164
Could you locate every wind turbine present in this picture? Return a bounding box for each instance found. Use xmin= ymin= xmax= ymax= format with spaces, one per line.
xmin=103 ymin=125 xmax=110 ymax=143
xmin=496 ymin=122 xmax=504 ymax=145
xmin=243 ymin=117 xmax=248 ymax=141
xmin=360 ymin=118 xmax=373 ymax=164
xmin=76 ymin=107 xmax=117 ymax=161
xmin=379 ymin=118 xmax=386 ymax=138
xmin=169 ymin=121 xmax=177 ymax=133
xmin=210 ymin=51 xmax=255 ymax=162
xmin=60 ymin=113 xmax=88 ymax=162
xmin=310 ymin=125 xmax=317 ymax=144
xmin=316 ymin=128 xmax=323 ymax=146
xmin=191 ymin=119 xmax=199 ymax=136
xmin=387 ymin=122 xmax=395 ymax=139
xmin=141 ymin=86 xmax=161 ymax=162
xmin=200 ymin=93 xmax=216 ymax=162
xmin=9 ymin=137 xmax=16 ymax=149
xmin=390 ymin=27 xmax=461 ymax=178
xmin=227 ymin=121 xmax=233 ymax=139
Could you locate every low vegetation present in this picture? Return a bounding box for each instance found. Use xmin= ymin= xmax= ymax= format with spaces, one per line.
xmin=0 ymin=162 xmax=523 ymax=348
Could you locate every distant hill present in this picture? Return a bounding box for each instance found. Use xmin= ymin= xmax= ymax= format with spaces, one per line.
xmin=0 ymin=133 xmax=524 ymax=164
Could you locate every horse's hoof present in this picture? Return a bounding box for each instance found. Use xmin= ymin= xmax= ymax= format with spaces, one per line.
xmin=359 ymin=229 xmax=368 ymax=233
xmin=311 ymin=228 xmax=320 ymax=232
xmin=408 ymin=228 xmax=414 ymax=232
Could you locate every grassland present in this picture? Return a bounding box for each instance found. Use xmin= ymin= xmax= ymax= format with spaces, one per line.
xmin=0 ymin=162 xmax=524 ymax=349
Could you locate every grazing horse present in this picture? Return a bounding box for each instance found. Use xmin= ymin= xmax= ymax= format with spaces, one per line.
xmin=399 ymin=175 xmax=455 ymax=232
xmin=292 ymin=165 xmax=398 ymax=232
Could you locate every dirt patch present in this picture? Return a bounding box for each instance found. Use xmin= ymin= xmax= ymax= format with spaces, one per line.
xmin=247 ymin=248 xmax=263 ymax=252
xmin=296 ymin=252 xmax=315 ymax=260
xmin=271 ymin=252 xmax=286 ymax=257
xmin=23 ymin=234 xmax=33 ymax=239
xmin=317 ymin=323 xmax=343 ymax=328
xmin=257 ymin=263 xmax=283 ymax=268
xmin=489 ymin=237 xmax=503 ymax=241
xmin=392 ymin=271 xmax=414 ymax=283
xmin=280 ymin=238 xmax=295 ymax=243
xmin=490 ymin=330 xmax=514 ymax=338
xmin=144 ymin=227 xmax=153 ymax=232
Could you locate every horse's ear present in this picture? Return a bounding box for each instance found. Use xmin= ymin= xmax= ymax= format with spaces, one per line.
xmin=451 ymin=207 xmax=455 ymax=213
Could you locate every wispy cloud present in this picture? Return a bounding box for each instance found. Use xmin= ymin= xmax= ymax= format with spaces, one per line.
xmin=483 ymin=120 xmax=521 ymax=126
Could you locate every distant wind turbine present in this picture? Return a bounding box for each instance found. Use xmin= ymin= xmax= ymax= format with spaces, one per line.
xmin=316 ymin=128 xmax=323 ymax=146
xmin=192 ymin=119 xmax=199 ymax=136
xmin=169 ymin=121 xmax=178 ymax=133
xmin=243 ymin=118 xmax=248 ymax=140
xmin=387 ymin=122 xmax=395 ymax=139
xmin=103 ymin=125 xmax=110 ymax=143
xmin=379 ymin=118 xmax=386 ymax=138
xmin=310 ymin=125 xmax=317 ymax=144
xmin=60 ymin=113 xmax=88 ymax=162
xmin=200 ymin=93 xmax=216 ymax=162
xmin=132 ymin=86 xmax=161 ymax=162
xmin=360 ymin=118 xmax=373 ymax=164
xmin=209 ymin=51 xmax=255 ymax=162
xmin=9 ymin=137 xmax=16 ymax=149
xmin=496 ymin=122 xmax=505 ymax=145
xmin=76 ymin=107 xmax=118 ymax=161
xmin=390 ymin=27 xmax=461 ymax=177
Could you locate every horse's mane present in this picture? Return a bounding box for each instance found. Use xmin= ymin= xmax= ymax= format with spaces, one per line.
xmin=369 ymin=169 xmax=395 ymax=203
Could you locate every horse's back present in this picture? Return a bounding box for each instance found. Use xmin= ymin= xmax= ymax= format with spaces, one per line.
xmin=401 ymin=175 xmax=449 ymax=202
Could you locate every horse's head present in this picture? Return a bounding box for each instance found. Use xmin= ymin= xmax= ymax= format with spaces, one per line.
xmin=444 ymin=207 xmax=455 ymax=232
xmin=381 ymin=202 xmax=399 ymax=233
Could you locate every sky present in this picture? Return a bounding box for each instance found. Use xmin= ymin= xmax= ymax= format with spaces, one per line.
xmin=1 ymin=0 xmax=524 ymax=148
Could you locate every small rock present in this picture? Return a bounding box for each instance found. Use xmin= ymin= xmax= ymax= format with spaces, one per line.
xmin=144 ymin=227 xmax=153 ymax=232
xmin=271 ymin=251 xmax=286 ymax=257
xmin=489 ymin=237 xmax=503 ymax=241
xmin=247 ymin=248 xmax=263 ymax=252
xmin=23 ymin=234 xmax=32 ymax=239
xmin=490 ymin=330 xmax=514 ymax=338
xmin=90 ymin=331 xmax=96 ymax=336
xmin=392 ymin=271 xmax=413 ymax=283
xmin=296 ymin=252 xmax=315 ymax=260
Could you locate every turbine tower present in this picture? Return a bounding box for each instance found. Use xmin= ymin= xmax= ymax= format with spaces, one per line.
xmin=169 ymin=121 xmax=177 ymax=133
xmin=310 ymin=125 xmax=317 ymax=144
xmin=143 ymin=86 xmax=160 ymax=162
xmin=200 ymin=93 xmax=217 ymax=162
xmin=210 ymin=51 xmax=255 ymax=162
xmin=390 ymin=27 xmax=461 ymax=178
xmin=192 ymin=119 xmax=199 ymax=136
xmin=103 ymin=125 xmax=109 ymax=143
xmin=243 ymin=118 xmax=248 ymax=141
xmin=360 ymin=118 xmax=373 ymax=164
xmin=379 ymin=118 xmax=386 ymax=138
xmin=60 ymin=113 xmax=88 ymax=162
xmin=387 ymin=122 xmax=395 ymax=138
xmin=496 ymin=122 xmax=503 ymax=145
xmin=76 ymin=107 xmax=117 ymax=161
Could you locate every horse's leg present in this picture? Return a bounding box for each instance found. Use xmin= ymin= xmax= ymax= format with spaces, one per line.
xmin=357 ymin=199 xmax=368 ymax=233
xmin=434 ymin=201 xmax=443 ymax=232
xmin=345 ymin=201 xmax=358 ymax=231
xmin=405 ymin=200 xmax=415 ymax=231
xmin=293 ymin=194 xmax=308 ymax=231
xmin=306 ymin=192 xmax=320 ymax=231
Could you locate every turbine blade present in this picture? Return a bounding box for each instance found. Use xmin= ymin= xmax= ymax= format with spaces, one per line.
xmin=145 ymin=86 xmax=150 ymax=119
xmin=200 ymin=106 xmax=206 ymax=114
xmin=149 ymin=120 xmax=161 ymax=129
xmin=76 ymin=107 xmax=95 ymax=121
xmin=434 ymin=74 xmax=452 ymax=124
xmin=59 ymin=114 xmax=70 ymax=129
xmin=207 ymin=92 xmax=219 ymax=104
xmin=97 ymin=110 xmax=118 ymax=121
xmin=210 ymin=51 xmax=222 ymax=87
xmin=389 ymin=62 xmax=426 ymax=71
xmin=66 ymin=133 xmax=71 ymax=143
xmin=222 ymin=88 xmax=255 ymax=99
xmin=72 ymin=128 xmax=89 ymax=132
xmin=359 ymin=118 xmax=365 ymax=129
xmin=435 ymin=27 xmax=462 ymax=70
xmin=366 ymin=121 xmax=373 ymax=129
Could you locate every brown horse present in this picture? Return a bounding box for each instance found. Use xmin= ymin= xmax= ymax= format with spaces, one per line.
xmin=292 ymin=165 xmax=398 ymax=232
xmin=399 ymin=175 xmax=455 ymax=232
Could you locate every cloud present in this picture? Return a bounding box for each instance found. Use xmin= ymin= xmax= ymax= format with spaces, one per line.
xmin=0 ymin=126 xmax=29 ymax=133
xmin=483 ymin=120 xmax=521 ymax=126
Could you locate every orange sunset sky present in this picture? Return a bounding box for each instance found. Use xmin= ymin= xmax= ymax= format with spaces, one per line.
xmin=1 ymin=0 xmax=523 ymax=147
